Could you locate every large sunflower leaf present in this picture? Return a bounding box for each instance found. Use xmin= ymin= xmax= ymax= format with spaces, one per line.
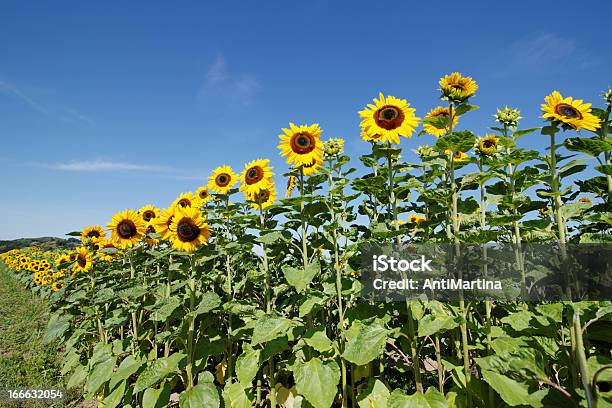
xmin=342 ymin=320 xmax=388 ymax=366
xmin=293 ymin=357 xmax=340 ymax=408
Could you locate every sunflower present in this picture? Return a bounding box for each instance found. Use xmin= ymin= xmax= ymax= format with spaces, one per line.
xmin=108 ymin=209 xmax=146 ymax=248
xmin=72 ymin=246 xmax=94 ymax=274
xmin=423 ymin=106 xmax=458 ymax=137
xmin=55 ymin=253 xmax=72 ymax=269
xmin=80 ymin=225 xmax=105 ymax=243
xmin=98 ymin=241 xmax=118 ymax=262
xmin=578 ymin=197 xmax=592 ymax=204
xmin=155 ymin=207 xmax=176 ymax=240
xmin=208 ymin=165 xmax=238 ymax=194
xmin=539 ymin=206 xmax=551 ymax=217
xmin=359 ymin=93 xmax=420 ymax=144
xmin=445 ymin=149 xmax=469 ymax=162
xmin=408 ymin=214 xmax=426 ymax=224
xmin=172 ymin=192 xmax=202 ymax=210
xmin=240 ymin=159 xmax=274 ymax=197
xmin=51 ymin=281 xmax=64 ymax=292
xmin=168 ymin=206 xmax=210 ymax=253
xmin=278 ymin=123 xmax=323 ymax=176
xmin=138 ymin=204 xmax=160 ymax=223
xmin=478 ymin=135 xmax=498 ymax=156
xmin=541 ymin=91 xmax=601 ymax=132
xmin=195 ymin=186 xmax=211 ymax=203
xmin=286 ymin=176 xmax=295 ymax=197
xmin=439 ymin=72 xmax=478 ymax=102
xmin=144 ymin=223 xmax=160 ymax=246
xmin=248 ymin=185 xmax=277 ymax=210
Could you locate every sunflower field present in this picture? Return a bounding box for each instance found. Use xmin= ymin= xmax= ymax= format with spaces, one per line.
xmin=1 ymin=73 xmax=612 ymax=408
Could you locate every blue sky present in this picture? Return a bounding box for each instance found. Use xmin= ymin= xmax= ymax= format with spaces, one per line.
xmin=1 ymin=0 xmax=610 ymax=239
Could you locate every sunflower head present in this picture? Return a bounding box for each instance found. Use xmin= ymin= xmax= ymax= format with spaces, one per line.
xmin=72 ymin=246 xmax=94 ymax=274
xmin=138 ymin=204 xmax=160 ymax=223
xmin=80 ymin=225 xmax=106 ymax=244
xmin=144 ymin=223 xmax=160 ymax=246
xmin=478 ymin=135 xmax=498 ymax=156
xmin=278 ymin=123 xmax=323 ymax=175
xmin=408 ymin=214 xmax=426 ymax=224
xmin=539 ymin=206 xmax=551 ymax=217
xmin=494 ymin=107 xmax=522 ymax=129
xmin=323 ymin=138 xmax=345 ymax=159
xmin=286 ymin=176 xmax=296 ymax=197
xmin=98 ymin=241 xmax=118 ymax=262
xmin=439 ymin=72 xmax=478 ymax=102
xmin=168 ymin=206 xmax=210 ymax=253
xmin=155 ymin=207 xmax=176 ymax=240
xmin=359 ymin=93 xmax=420 ymax=144
xmin=578 ymin=197 xmax=592 ymax=205
xmin=172 ymin=192 xmax=202 ymax=210
xmin=248 ymin=185 xmax=277 ymax=210
xmin=541 ymin=91 xmax=601 ymax=132
xmin=445 ymin=149 xmax=469 ymax=162
xmin=240 ymin=159 xmax=274 ymax=196
xmin=196 ymin=186 xmax=211 ymax=203
xmin=51 ymin=281 xmax=64 ymax=292
xmin=424 ymin=106 xmax=457 ymax=137
xmin=208 ymin=165 xmax=238 ymax=194
xmin=108 ymin=209 xmax=147 ymax=249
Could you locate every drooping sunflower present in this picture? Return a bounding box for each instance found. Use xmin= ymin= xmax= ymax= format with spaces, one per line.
xmin=445 ymin=149 xmax=469 ymax=162
xmin=359 ymin=93 xmax=420 ymax=144
xmin=172 ymin=192 xmax=202 ymax=210
xmin=138 ymin=204 xmax=160 ymax=223
xmin=248 ymin=185 xmax=277 ymax=210
xmin=408 ymin=214 xmax=426 ymax=224
xmin=155 ymin=207 xmax=176 ymax=240
xmin=208 ymin=165 xmax=238 ymax=194
xmin=423 ymin=106 xmax=458 ymax=137
xmin=144 ymin=222 xmax=160 ymax=246
xmin=286 ymin=176 xmax=295 ymax=197
xmin=439 ymin=72 xmax=478 ymax=102
xmin=478 ymin=135 xmax=498 ymax=156
xmin=541 ymin=91 xmax=601 ymax=132
xmin=108 ymin=209 xmax=146 ymax=249
xmin=278 ymin=123 xmax=323 ymax=175
xmin=168 ymin=206 xmax=210 ymax=253
xmin=195 ymin=186 xmax=211 ymax=203
xmin=72 ymin=246 xmax=94 ymax=274
xmin=240 ymin=159 xmax=274 ymax=197
xmin=51 ymin=281 xmax=64 ymax=292
xmin=80 ymin=225 xmax=106 ymax=243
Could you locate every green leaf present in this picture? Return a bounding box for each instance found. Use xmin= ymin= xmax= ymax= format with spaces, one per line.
xmin=251 ymin=315 xmax=296 ymax=344
xmin=454 ymin=104 xmax=479 ymax=116
xmin=559 ymin=201 xmax=590 ymax=220
xmin=142 ymin=382 xmax=172 ymax=408
xmin=43 ymin=313 xmax=71 ymax=343
xmin=235 ymin=348 xmax=261 ymax=387
xmin=85 ymin=355 xmax=117 ymax=398
xmin=294 ymin=358 xmax=340 ymax=408
xmin=357 ymin=378 xmax=390 ymax=408
xmin=101 ymin=379 xmax=126 ymax=408
xmin=481 ymin=370 xmax=545 ymax=407
xmin=564 ymin=137 xmax=611 ymax=157
xmin=178 ymin=382 xmax=220 ymax=408
xmin=595 ymin=164 xmax=612 ymax=175
xmin=222 ymin=382 xmax=254 ymax=408
xmin=513 ymin=127 xmax=540 ymax=138
xmin=135 ymin=353 xmax=186 ymax=392
xmin=303 ymin=327 xmax=333 ymax=352
xmin=193 ymin=291 xmax=222 ymax=315
xmin=387 ymin=387 xmax=447 ymax=408
xmin=149 ymin=297 xmax=181 ymax=321
xmin=342 ymin=320 xmax=388 ymax=366
xmin=435 ymin=131 xmax=476 ymax=153
xmin=282 ymin=261 xmax=320 ymax=293
xmin=67 ymin=364 xmax=87 ymax=389
xmin=113 ymin=355 xmax=145 ymax=382
xmin=418 ymin=314 xmax=459 ymax=337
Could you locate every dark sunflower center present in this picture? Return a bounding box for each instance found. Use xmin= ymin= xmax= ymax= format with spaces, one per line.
xmin=143 ymin=211 xmax=155 ymax=222
xmin=246 ymin=166 xmax=264 ymax=185
xmin=117 ymin=220 xmax=137 ymax=239
xmin=178 ymin=199 xmax=191 ymax=207
xmin=216 ymin=173 xmax=230 ymax=187
xmin=451 ymin=83 xmax=466 ymax=91
xmin=87 ymin=231 xmax=101 ymax=238
xmin=303 ymin=159 xmax=317 ymax=168
xmin=290 ymin=132 xmax=316 ymax=154
xmin=454 ymin=152 xmax=462 ymax=159
xmin=433 ymin=111 xmax=449 ymax=117
xmin=374 ymin=105 xmax=405 ymax=130
xmin=177 ymin=219 xmax=200 ymax=242
xmin=146 ymin=225 xmax=156 ymax=234
xmin=254 ymin=190 xmax=271 ymax=202
xmin=483 ymin=140 xmax=495 ymax=148
xmin=555 ymin=103 xmax=582 ymax=119
xmin=77 ymin=256 xmax=87 ymax=268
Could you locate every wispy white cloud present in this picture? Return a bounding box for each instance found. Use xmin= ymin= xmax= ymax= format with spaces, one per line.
xmin=198 ymin=56 xmax=261 ymax=106
xmin=492 ymin=33 xmax=597 ymax=76
xmin=0 ymin=79 xmax=95 ymax=125
xmin=45 ymin=159 xmax=169 ymax=172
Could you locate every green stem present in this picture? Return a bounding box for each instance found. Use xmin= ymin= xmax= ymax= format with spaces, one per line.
xmin=574 ymin=311 xmax=594 ymax=407
xmin=185 ymin=263 xmax=196 ymax=389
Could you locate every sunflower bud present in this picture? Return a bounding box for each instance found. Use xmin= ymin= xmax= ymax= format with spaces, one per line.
xmin=415 ymin=145 xmax=436 ymax=158
xmin=494 ymin=107 xmax=521 ymax=129
xmin=602 ymin=87 xmax=612 ymax=108
xmin=323 ymin=138 xmax=345 ymax=159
